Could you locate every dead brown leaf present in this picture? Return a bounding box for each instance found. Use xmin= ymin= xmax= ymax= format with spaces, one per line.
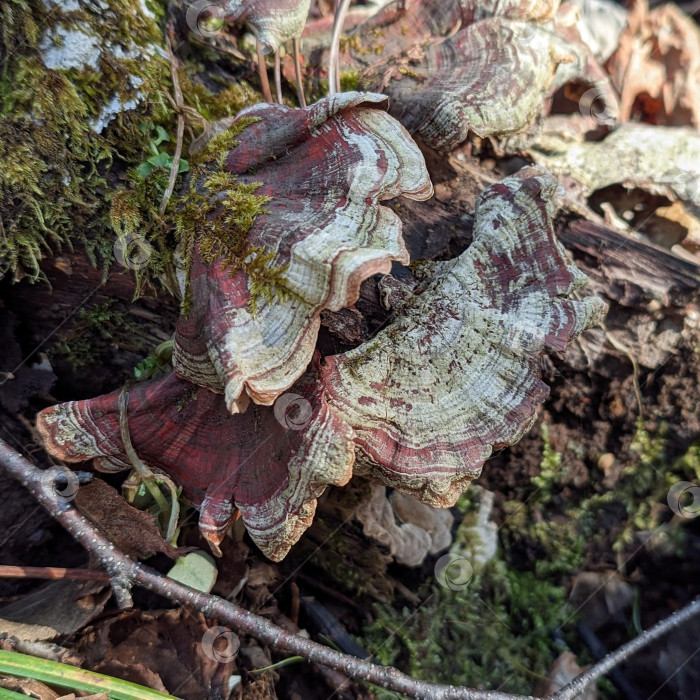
xmin=73 ymin=479 xmax=188 ymax=560
xmin=0 ymin=579 xmax=109 ymax=642
xmin=0 ymin=674 xmax=61 ymax=699
xmin=78 ymin=608 xmax=234 ymax=699
xmin=536 ymin=651 xmax=596 ymax=698
xmin=607 ymin=0 xmax=700 ymax=127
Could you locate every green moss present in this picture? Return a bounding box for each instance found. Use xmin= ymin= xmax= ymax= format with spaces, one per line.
xmin=604 ymin=420 xmax=699 ymax=554
xmin=48 ymin=300 xmax=142 ymax=372
xmin=0 ymin=0 xmax=268 ymax=299
xmin=398 ymin=67 xmax=426 ymax=83
xmin=0 ymin=0 xmax=173 ymax=282
xmin=174 ymin=118 xmax=297 ymax=316
xmin=531 ymin=419 xmax=699 ymax=558
xmin=361 ymin=563 xmax=573 ymax=695
xmin=339 ymin=33 xmax=383 ymax=57
xmin=133 ymin=339 xmax=174 ymax=381
xmin=339 ymin=70 xmax=360 ymax=92
xmin=530 ymin=422 xmax=565 ymax=503
xmin=179 ymin=71 xmax=261 ymax=121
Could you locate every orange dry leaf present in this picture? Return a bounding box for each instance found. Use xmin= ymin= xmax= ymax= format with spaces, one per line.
xmin=606 ymin=0 xmax=700 ymax=128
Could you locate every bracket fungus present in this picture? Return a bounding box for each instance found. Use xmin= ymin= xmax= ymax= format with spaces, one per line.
xmin=173 ymin=91 xmax=432 ymax=413
xmin=347 ymin=0 xmax=562 ymax=60
xmin=360 ymin=18 xmax=575 ymax=151
xmin=356 ymin=0 xmax=561 ymax=51
xmin=35 ymin=369 xmax=355 ymax=561
xmin=355 ymin=483 xmax=453 ymax=568
xmin=225 ymin=0 xmax=311 ymax=53
xmin=321 ymin=167 xmax=607 ymax=507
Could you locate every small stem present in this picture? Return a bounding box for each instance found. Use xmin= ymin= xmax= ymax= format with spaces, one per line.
xmin=118 ymin=387 xmax=180 ymax=542
xmin=256 ymin=39 xmax=273 ymax=103
xmin=328 ymin=0 xmax=352 ymax=95
xmin=293 ymin=37 xmax=306 ymax=107
xmin=118 ymin=388 xmax=167 ymax=512
xmin=274 ymin=50 xmax=283 ymax=104
xmin=160 ymin=37 xmax=185 ymax=216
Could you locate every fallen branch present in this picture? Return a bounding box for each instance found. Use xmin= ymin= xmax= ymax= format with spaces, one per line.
xmin=0 ymin=437 xmax=520 ymax=700
xmin=549 ymin=597 xmax=700 ymax=700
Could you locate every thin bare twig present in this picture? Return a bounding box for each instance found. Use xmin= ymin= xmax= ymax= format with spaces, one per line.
xmin=549 ymin=598 xmax=700 ymax=700
xmin=118 ymin=386 xmax=180 ymax=544
xmin=0 ymin=565 xmax=110 ymax=582
xmin=293 ymin=37 xmax=306 ymax=107
xmin=601 ymin=325 xmax=644 ymax=419
xmin=328 ymin=0 xmax=352 ymax=95
xmin=256 ymin=39 xmax=273 ymax=103
xmin=160 ymin=37 xmax=186 ymax=216
xmin=0 ymin=437 xmax=519 ymax=700
xmin=274 ymin=50 xmax=283 ymax=104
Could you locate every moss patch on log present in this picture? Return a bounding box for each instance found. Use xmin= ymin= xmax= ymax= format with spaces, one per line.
xmin=0 ymin=0 xmax=265 ymax=298
xmin=0 ymin=0 xmax=170 ymax=281
xmin=174 ymin=119 xmax=297 ymax=316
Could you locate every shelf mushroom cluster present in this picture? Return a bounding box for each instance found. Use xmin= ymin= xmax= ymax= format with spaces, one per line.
xmin=35 ymin=0 xmax=607 ymax=562
xmin=36 ymin=92 xmax=605 ymax=561
xmin=322 ymin=166 xmax=607 ymax=506
xmin=341 ymin=0 xmax=619 ymax=150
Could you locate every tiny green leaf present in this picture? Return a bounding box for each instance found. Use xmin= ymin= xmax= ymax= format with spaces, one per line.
xmin=153 ymin=125 xmax=170 ymax=145
xmin=167 ymin=550 xmax=218 ymax=593
xmin=136 ymin=161 xmax=155 ymax=178
xmin=147 ymin=152 xmax=172 ymax=168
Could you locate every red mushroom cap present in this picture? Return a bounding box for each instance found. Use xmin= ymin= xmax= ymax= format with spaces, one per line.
xmin=173 ymin=91 xmax=432 ymax=413
xmin=36 ymin=368 xmax=354 ymax=561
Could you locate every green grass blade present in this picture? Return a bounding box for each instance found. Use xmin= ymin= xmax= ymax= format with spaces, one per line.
xmin=0 ymin=650 xmax=178 ymax=700
xmin=0 ymin=687 xmax=33 ymax=700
